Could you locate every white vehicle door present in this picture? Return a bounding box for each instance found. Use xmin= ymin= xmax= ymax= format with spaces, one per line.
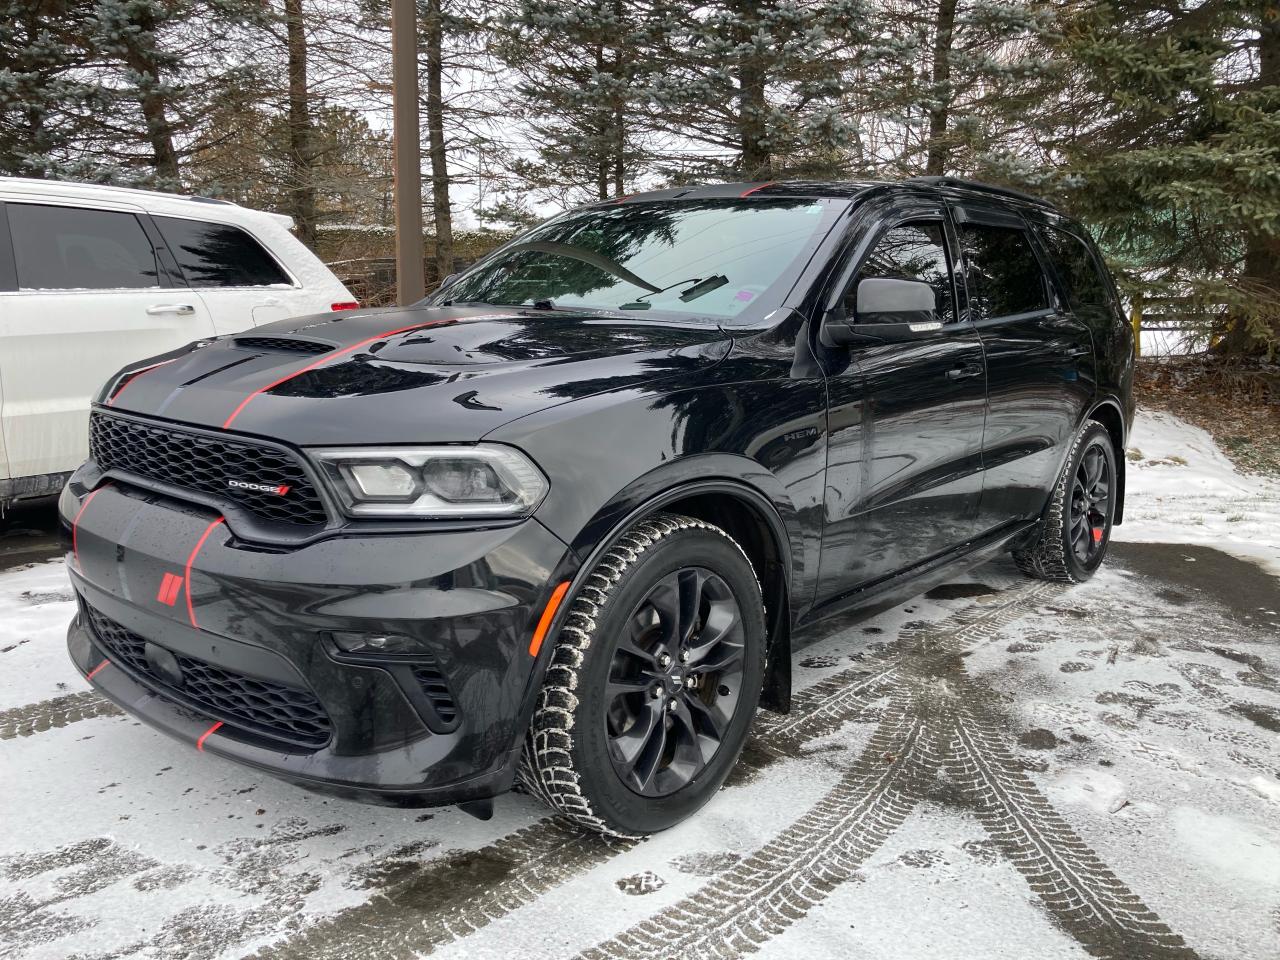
xmin=0 ymin=200 xmax=216 ymax=482
xmin=150 ymin=214 xmax=304 ymax=331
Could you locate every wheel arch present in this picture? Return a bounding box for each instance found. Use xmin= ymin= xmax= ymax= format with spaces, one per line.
xmin=566 ymin=473 xmax=797 ymax=714
xmin=1084 ymin=397 xmax=1127 ymax=525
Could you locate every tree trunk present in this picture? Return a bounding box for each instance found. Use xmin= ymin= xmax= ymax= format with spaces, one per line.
xmin=925 ymin=0 xmax=958 ymax=177
xmin=1223 ymin=2 xmax=1280 ymax=354
xmin=612 ymin=0 xmax=626 ymax=198
xmin=734 ymin=0 xmax=770 ymax=178
xmin=613 ymin=101 xmax=625 ymax=198
xmin=738 ymin=59 xmax=769 ymax=177
xmin=284 ymin=0 xmax=317 ymax=249
xmin=595 ymin=41 xmax=609 ymax=201
xmin=123 ymin=10 xmax=179 ymax=183
xmin=424 ymin=0 xmax=453 ymax=278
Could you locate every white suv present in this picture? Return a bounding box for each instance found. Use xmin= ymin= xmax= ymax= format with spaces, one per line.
xmin=0 ymin=177 xmax=357 ymax=510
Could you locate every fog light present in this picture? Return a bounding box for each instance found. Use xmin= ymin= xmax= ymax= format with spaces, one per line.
xmin=331 ymin=632 xmax=420 ymax=655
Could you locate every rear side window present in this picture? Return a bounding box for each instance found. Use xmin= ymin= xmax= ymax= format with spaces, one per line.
xmin=851 ymin=221 xmax=955 ymax=323
xmin=1039 ymin=226 xmax=1113 ymax=311
xmin=958 ymin=223 xmax=1048 ymax=321
xmin=9 ymin=203 xmax=159 ymax=290
xmin=154 ymin=216 xmax=290 ymax=287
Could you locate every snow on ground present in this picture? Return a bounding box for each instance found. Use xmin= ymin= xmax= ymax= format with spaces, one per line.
xmin=1116 ymin=408 xmax=1280 ymax=574
xmin=1 ymin=409 xmax=1278 ymax=960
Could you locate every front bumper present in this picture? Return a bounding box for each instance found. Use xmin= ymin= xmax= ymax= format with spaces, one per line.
xmin=61 ymin=477 xmax=576 ymax=806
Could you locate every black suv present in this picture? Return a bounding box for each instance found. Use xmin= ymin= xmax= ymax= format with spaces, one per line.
xmin=62 ymin=178 xmax=1133 ymax=836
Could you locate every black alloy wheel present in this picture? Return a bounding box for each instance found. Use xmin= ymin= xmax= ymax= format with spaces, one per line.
xmin=519 ymin=513 xmax=765 ymax=837
xmin=1014 ymin=419 xmax=1118 ymax=583
xmin=605 ymin=567 xmax=746 ymax=797
xmin=1070 ymin=442 xmax=1112 ymax=566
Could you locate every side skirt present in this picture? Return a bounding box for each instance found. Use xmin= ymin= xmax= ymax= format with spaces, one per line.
xmin=0 ymin=471 xmax=73 ymax=514
xmin=794 ymin=519 xmax=1039 ymax=647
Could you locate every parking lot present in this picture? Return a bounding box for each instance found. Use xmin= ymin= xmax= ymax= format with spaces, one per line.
xmin=3 ymin=410 xmax=1278 ymax=960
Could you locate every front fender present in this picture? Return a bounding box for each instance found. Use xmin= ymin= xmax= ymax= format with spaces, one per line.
xmin=485 ymin=377 xmax=829 ymax=619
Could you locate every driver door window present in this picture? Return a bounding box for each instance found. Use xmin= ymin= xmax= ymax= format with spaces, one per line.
xmin=846 ymin=222 xmax=955 ymax=324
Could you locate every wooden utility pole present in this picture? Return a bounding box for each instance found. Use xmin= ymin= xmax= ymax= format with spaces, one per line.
xmin=391 ymin=0 xmax=425 ymax=304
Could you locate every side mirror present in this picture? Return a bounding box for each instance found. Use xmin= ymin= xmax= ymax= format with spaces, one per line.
xmin=821 ymin=278 xmax=943 ymax=346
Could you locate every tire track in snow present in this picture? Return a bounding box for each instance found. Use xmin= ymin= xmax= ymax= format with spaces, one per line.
xmin=573 ymin=579 xmax=1199 ymax=960
xmin=251 ymin=585 xmax=1050 ymax=959
xmin=0 ymin=690 xmax=122 ymax=740
xmin=579 ymin=696 xmax=924 ymax=960
xmin=949 ymin=702 xmax=1197 ymax=958
xmin=249 ymin=821 xmax=634 ymax=960
xmin=7 ymin=582 xmax=1050 ymax=960
xmin=761 ymin=580 xmax=1054 ymax=749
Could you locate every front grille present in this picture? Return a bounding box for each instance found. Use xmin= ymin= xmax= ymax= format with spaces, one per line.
xmin=412 ymin=665 xmax=458 ymax=724
xmin=86 ymin=605 xmax=332 ymax=748
xmin=90 ymin=412 xmax=328 ymax=527
xmin=234 ymin=336 xmax=332 ymax=355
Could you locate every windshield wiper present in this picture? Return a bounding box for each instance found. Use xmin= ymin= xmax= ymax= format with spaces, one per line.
xmin=512 ymin=241 xmax=662 ymax=294
xmin=620 ymin=274 xmax=730 ymax=309
xmin=678 ymin=275 xmax=729 ymax=302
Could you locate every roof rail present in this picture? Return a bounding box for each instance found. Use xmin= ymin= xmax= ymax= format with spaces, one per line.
xmin=0 ymin=175 xmax=239 ymax=208
xmin=906 ymin=176 xmax=1055 ymax=209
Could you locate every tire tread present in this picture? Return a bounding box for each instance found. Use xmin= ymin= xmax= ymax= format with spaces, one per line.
xmin=518 ymin=513 xmax=758 ymax=837
xmin=1014 ymin=420 xmax=1110 ymax=584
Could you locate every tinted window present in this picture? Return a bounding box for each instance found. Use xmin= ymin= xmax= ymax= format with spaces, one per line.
xmin=437 ymin=199 xmax=837 ymax=323
xmin=959 ymin=224 xmax=1048 ymax=320
xmin=9 ymin=204 xmax=159 ymax=290
xmin=154 ymin=216 xmax=289 ymax=287
xmin=1040 ymin=226 xmax=1112 ymax=310
xmin=851 ymin=222 xmax=955 ymax=323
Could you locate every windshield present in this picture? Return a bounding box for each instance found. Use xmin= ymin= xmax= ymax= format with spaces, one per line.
xmin=435 ymin=198 xmax=841 ymax=324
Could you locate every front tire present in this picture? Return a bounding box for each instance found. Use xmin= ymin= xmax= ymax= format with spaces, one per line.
xmin=519 ymin=513 xmax=765 ymax=837
xmin=1015 ymin=420 xmax=1118 ymax=583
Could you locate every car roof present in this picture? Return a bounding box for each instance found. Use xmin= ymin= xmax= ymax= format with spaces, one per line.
xmin=610 ymin=177 xmax=1060 ymax=214
xmin=0 ymin=176 xmax=295 ymax=229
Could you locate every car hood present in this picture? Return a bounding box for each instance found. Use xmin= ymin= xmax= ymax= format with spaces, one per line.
xmin=102 ymin=305 xmax=732 ymax=445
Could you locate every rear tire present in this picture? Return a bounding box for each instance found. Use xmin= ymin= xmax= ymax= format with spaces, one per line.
xmin=1014 ymin=420 xmax=1117 ymax=583
xmin=519 ymin=513 xmax=765 ymax=837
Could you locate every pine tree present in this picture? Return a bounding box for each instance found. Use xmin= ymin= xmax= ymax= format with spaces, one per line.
xmin=187 ymin=103 xmax=392 ymax=223
xmin=1036 ymin=0 xmax=1280 ymax=356
xmin=0 ymin=0 xmax=104 ymax=178
xmin=648 ymin=0 xmax=873 ymax=181
xmin=84 ymin=0 xmax=268 ymax=186
xmin=854 ymin=0 xmax=1053 ymax=178
xmin=492 ymin=0 xmax=654 ymax=205
xmin=282 ymin=0 xmax=318 ymax=247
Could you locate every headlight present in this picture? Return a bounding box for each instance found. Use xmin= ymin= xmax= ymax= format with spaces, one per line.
xmin=309 ymin=445 xmax=549 ymax=519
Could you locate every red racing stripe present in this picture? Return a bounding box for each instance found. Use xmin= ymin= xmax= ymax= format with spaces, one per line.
xmin=196 ymin=720 xmax=223 ymax=751
xmin=220 ymin=318 xmax=456 ymax=428
xmin=106 ymin=359 xmax=176 ymax=407
xmin=183 ymin=517 xmax=225 ymax=629
xmin=739 ymin=181 xmax=777 ymax=198
xmin=86 ymin=659 xmax=110 ymax=681
xmin=71 ymin=485 xmax=110 ymax=571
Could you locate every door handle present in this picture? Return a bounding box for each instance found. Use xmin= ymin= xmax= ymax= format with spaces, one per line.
xmin=146 ymin=304 xmax=195 ymax=316
xmin=1065 ymin=346 xmax=1091 ymax=358
xmin=945 ymin=364 xmax=983 ymax=381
